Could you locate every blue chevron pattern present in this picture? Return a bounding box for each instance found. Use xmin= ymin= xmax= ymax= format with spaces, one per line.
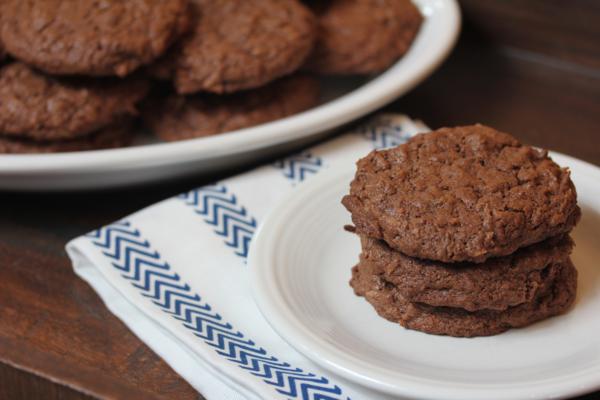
xmin=273 ymin=151 xmax=323 ymax=183
xmin=85 ymin=221 xmax=348 ymax=400
xmin=359 ymin=116 xmax=412 ymax=149
xmin=178 ymin=185 xmax=256 ymax=259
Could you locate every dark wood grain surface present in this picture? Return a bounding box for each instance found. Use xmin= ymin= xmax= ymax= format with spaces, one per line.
xmin=459 ymin=0 xmax=600 ymax=70
xmin=1 ymin=2 xmax=599 ymax=399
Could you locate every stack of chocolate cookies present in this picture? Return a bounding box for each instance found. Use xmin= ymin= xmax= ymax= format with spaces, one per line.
xmin=0 ymin=0 xmax=423 ymax=153
xmin=343 ymin=125 xmax=581 ymax=337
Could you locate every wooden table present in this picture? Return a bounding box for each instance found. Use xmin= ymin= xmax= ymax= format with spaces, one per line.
xmin=1 ymin=1 xmax=599 ymax=399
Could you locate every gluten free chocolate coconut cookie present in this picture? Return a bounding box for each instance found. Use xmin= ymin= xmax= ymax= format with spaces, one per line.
xmin=305 ymin=0 xmax=422 ymax=74
xmin=360 ymin=234 xmax=574 ymax=312
xmin=0 ymin=62 xmax=148 ymax=141
xmin=0 ymin=118 xmax=134 ymax=154
xmin=343 ymin=125 xmax=581 ymax=263
xmin=152 ymin=0 xmax=316 ymax=94
xmin=351 ymin=257 xmax=578 ymax=337
xmin=143 ymin=74 xmax=320 ymax=141
xmin=0 ymin=0 xmax=189 ymax=77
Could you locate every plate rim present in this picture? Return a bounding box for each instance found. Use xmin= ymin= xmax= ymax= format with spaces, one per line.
xmin=0 ymin=0 xmax=460 ymax=176
xmin=249 ymin=151 xmax=600 ymax=400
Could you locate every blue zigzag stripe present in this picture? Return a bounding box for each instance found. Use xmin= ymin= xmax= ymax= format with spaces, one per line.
xmin=273 ymin=151 xmax=323 ymax=183
xmin=178 ymin=185 xmax=256 ymax=258
xmin=358 ymin=116 xmax=412 ymax=149
xmin=86 ymin=221 xmax=348 ymax=400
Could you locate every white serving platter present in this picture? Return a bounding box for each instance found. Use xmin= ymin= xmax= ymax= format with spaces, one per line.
xmin=0 ymin=0 xmax=460 ymax=190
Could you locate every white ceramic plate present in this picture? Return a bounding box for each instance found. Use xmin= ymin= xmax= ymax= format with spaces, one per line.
xmin=249 ymin=152 xmax=600 ymax=400
xmin=0 ymin=0 xmax=459 ymax=191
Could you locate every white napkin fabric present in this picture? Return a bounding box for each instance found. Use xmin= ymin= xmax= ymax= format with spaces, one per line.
xmin=67 ymin=114 xmax=428 ymax=400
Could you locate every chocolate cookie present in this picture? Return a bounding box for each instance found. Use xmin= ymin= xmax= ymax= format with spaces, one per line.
xmin=151 ymin=0 xmax=316 ymax=94
xmin=360 ymin=234 xmax=573 ymax=311
xmin=350 ymin=257 xmax=577 ymax=337
xmin=305 ymin=0 xmax=422 ymax=74
xmin=0 ymin=0 xmax=189 ymax=77
xmin=0 ymin=62 xmax=148 ymax=141
xmin=342 ymin=125 xmax=581 ymax=263
xmin=143 ymin=74 xmax=320 ymax=141
xmin=0 ymin=119 xmax=134 ymax=154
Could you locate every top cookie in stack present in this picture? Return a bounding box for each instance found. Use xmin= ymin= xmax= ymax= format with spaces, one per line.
xmin=344 ymin=125 xmax=580 ymax=263
xmin=343 ymin=125 xmax=581 ymax=337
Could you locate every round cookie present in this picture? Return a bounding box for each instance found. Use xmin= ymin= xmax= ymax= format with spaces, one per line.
xmin=143 ymin=74 xmax=320 ymax=141
xmin=342 ymin=124 xmax=581 ymax=263
xmin=0 ymin=119 xmax=134 ymax=154
xmin=360 ymin=234 xmax=573 ymax=311
xmin=0 ymin=0 xmax=189 ymax=77
xmin=350 ymin=257 xmax=577 ymax=337
xmin=0 ymin=62 xmax=148 ymax=141
xmin=305 ymin=0 xmax=422 ymax=75
xmin=151 ymin=0 xmax=316 ymax=94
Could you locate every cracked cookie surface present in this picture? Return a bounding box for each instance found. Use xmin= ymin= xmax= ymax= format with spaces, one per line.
xmin=0 ymin=0 xmax=189 ymax=76
xmin=151 ymin=0 xmax=316 ymax=94
xmin=343 ymin=125 xmax=580 ymax=263
xmin=0 ymin=62 xmax=148 ymax=140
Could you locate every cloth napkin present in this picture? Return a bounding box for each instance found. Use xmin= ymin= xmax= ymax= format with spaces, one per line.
xmin=67 ymin=114 xmax=428 ymax=400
